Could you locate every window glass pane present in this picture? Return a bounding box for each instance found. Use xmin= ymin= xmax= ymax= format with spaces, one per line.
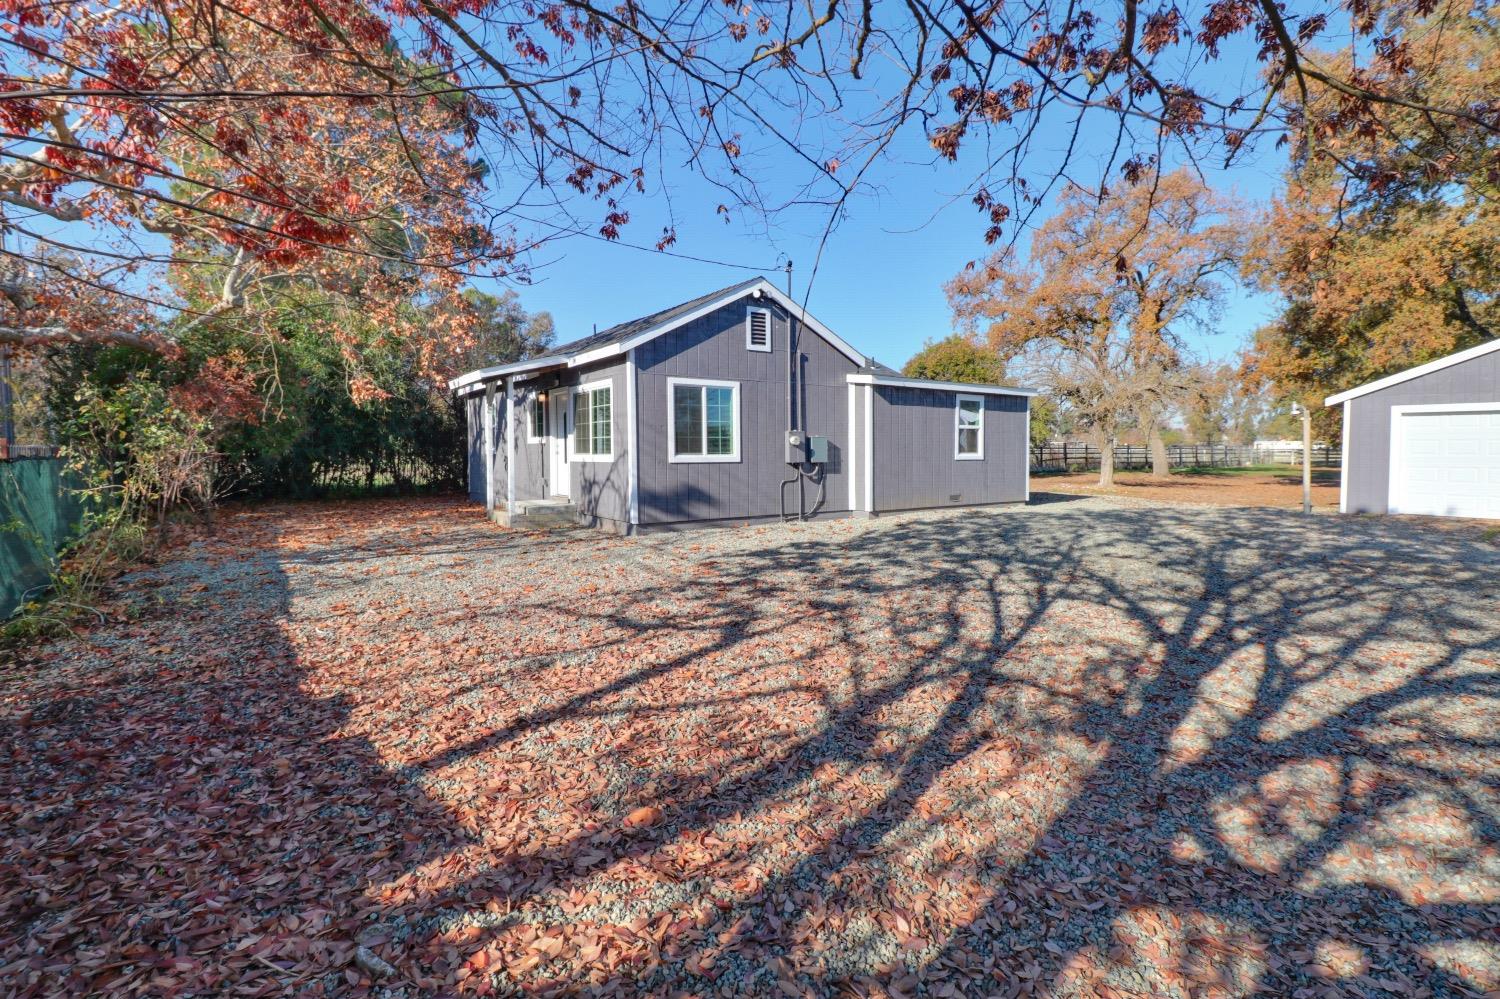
xmin=958 ymin=399 xmax=982 ymax=427
xmin=592 ymin=387 xmax=611 ymax=454
xmin=706 ymin=386 xmax=734 ymax=455
xmin=958 ymin=427 xmax=980 ymax=455
xmin=531 ymin=395 xmax=546 ymax=438
xmin=574 ymin=392 xmax=591 ymax=454
xmin=673 ymin=385 xmax=703 ymax=455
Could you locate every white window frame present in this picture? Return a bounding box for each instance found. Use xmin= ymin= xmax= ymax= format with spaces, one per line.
xmin=745 ymin=306 xmax=772 ymax=353
xmin=667 ymin=377 xmax=742 ymax=463
xmin=569 ymin=379 xmax=614 ymax=463
xmin=525 ymin=391 xmax=547 ymax=443
xmin=955 ymin=393 xmax=984 ymax=460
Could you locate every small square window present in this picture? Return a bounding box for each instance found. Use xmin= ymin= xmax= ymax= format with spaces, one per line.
xmin=669 ymin=379 xmax=741 ymax=462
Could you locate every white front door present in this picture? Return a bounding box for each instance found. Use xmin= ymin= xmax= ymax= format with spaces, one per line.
xmin=1390 ymin=404 xmax=1500 ymax=519
xmin=550 ymin=388 xmax=571 ymax=498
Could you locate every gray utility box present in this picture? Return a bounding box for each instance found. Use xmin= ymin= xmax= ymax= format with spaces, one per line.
xmin=786 ymin=430 xmax=806 ymax=465
xmin=807 ymin=435 xmax=829 ymax=464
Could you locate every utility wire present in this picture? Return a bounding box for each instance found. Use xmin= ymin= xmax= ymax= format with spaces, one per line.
xmin=506 ymin=210 xmax=781 ymax=272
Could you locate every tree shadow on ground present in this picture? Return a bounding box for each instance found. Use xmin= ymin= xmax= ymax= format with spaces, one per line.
xmin=3 ymin=495 xmax=1496 ymax=998
xmin=405 ymin=500 xmax=1498 ymax=997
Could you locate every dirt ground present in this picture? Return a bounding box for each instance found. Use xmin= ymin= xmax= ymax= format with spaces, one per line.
xmin=4 ymin=495 xmax=1498 ymax=998
xmin=1039 ymin=469 xmax=1342 ymax=509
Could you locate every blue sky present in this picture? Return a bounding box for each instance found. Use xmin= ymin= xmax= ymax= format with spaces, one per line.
xmin=476 ymin=38 xmax=1295 ymax=373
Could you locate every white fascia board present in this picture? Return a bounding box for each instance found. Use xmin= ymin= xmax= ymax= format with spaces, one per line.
xmin=448 ymin=356 xmax=565 ymax=393
xmin=1324 ymin=338 xmax=1500 ymax=407
xmin=846 ymin=373 xmax=1039 ymax=397
xmin=568 ymin=279 xmax=870 ymax=369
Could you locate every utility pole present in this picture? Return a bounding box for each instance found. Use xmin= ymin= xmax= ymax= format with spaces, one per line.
xmin=1293 ymin=401 xmax=1312 ymax=514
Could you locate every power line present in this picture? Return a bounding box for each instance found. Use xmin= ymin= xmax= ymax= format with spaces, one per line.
xmin=506 ymin=211 xmax=781 ymax=273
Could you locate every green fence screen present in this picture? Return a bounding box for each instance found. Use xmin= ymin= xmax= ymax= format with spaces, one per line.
xmin=2 ymin=458 xmax=87 ymax=618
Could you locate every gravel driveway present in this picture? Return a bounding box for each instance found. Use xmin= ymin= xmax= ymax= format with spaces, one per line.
xmin=4 ymin=494 xmax=1498 ymax=998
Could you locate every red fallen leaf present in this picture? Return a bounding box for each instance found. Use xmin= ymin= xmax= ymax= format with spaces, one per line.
xmin=623 ymin=805 xmax=664 ymax=830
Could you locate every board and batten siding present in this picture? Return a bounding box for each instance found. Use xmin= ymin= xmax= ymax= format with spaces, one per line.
xmin=1344 ymin=346 xmax=1500 ymax=514
xmin=510 ymin=383 xmax=549 ymax=502
xmin=465 ymin=394 xmax=485 ymax=504
xmin=559 ymin=357 xmax=632 ymax=527
xmin=869 ymin=386 xmax=1028 ymax=512
xmin=634 ymin=295 xmax=858 ymax=525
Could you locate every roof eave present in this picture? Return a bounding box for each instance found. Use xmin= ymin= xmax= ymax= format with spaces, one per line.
xmin=847 ymin=372 xmax=1040 ymax=397
xmin=448 ymin=355 xmax=566 ymax=393
xmin=1324 ymin=337 xmax=1500 ymax=407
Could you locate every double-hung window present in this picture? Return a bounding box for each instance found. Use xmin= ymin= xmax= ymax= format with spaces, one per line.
xmin=955 ymin=394 xmax=984 ymax=459
xmin=527 ymin=392 xmax=547 ymax=442
xmin=571 ymin=381 xmax=612 ymax=460
xmin=669 ymin=378 xmax=740 ymax=462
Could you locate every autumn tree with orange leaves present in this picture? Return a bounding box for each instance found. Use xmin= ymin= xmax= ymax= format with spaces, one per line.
xmin=1246 ymin=2 xmax=1499 ymax=416
xmin=948 ymin=171 xmax=1245 ymax=484
xmin=1 ymin=0 xmax=1495 ymax=378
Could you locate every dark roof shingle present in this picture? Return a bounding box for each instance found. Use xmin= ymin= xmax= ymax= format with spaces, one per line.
xmin=547 ymin=277 xmax=766 ymax=357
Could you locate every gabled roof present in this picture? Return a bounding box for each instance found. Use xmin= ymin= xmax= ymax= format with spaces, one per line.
xmin=1325 ymin=338 xmax=1500 ymax=407
xmin=449 ymin=277 xmax=868 ymax=394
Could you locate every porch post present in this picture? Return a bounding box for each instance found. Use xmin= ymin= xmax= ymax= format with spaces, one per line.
xmin=505 ymin=375 xmax=517 ymax=517
xmin=483 ymin=382 xmax=496 ymax=512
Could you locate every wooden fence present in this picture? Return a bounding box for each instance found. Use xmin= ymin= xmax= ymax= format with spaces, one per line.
xmin=1032 ymin=442 xmax=1341 ymax=472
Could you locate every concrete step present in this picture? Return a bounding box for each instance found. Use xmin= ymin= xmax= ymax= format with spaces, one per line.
xmin=493 ymin=498 xmax=578 ymax=530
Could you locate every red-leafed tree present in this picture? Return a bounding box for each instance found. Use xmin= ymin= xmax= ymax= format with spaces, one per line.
xmin=0 ymin=0 xmax=1494 ymax=381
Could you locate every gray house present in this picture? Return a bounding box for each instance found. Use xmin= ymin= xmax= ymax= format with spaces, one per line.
xmin=450 ymin=277 xmax=1035 ymax=533
xmin=1326 ymin=337 xmax=1500 ymax=520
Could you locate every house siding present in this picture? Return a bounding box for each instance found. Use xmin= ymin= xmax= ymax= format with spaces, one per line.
xmin=634 ymin=294 xmax=858 ymax=525
xmin=1345 ymin=347 xmax=1500 ymax=514
xmin=870 ymin=386 xmax=1028 ymax=512
xmin=511 ymin=384 xmax=550 ymax=502
xmin=465 ymin=394 xmax=484 ymax=504
xmin=562 ymin=357 xmax=632 ymax=526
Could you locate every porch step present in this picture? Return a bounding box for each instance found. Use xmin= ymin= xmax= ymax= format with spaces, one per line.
xmin=493 ymin=497 xmax=579 ymax=530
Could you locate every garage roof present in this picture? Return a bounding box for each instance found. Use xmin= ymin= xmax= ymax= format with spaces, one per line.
xmin=1325 ymin=338 xmax=1500 ymax=406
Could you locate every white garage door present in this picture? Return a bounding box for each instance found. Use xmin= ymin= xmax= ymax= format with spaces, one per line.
xmin=1390 ymin=404 xmax=1500 ymax=519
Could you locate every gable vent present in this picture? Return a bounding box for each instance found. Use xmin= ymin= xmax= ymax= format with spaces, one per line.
xmin=746 ymin=307 xmax=771 ymax=352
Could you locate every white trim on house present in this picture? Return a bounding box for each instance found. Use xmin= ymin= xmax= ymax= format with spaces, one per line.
xmin=626 ymin=349 xmax=639 ymax=526
xmin=1386 ymin=401 xmax=1500 ymax=519
xmin=504 ymin=376 xmax=517 ymax=516
xmin=483 ymin=383 xmax=496 ymax=511
xmin=666 ymin=377 xmax=742 ymax=463
xmin=1324 ymin=338 xmax=1500 ymax=406
xmin=1339 ymin=399 xmax=1350 ymax=514
xmin=846 ymin=373 xmax=1038 ymax=397
xmin=955 ymin=393 xmax=984 ymax=460
xmin=846 ymin=382 xmax=857 ymax=512
xmin=745 ymin=306 xmax=772 ymax=352
xmin=568 ymin=280 xmax=869 ymax=369
xmin=569 ymin=378 xmax=615 ymax=463
xmin=1023 ymin=395 xmax=1032 ymax=503
xmin=863 ymin=383 xmax=875 ymax=513
xmin=450 ymin=355 xmax=563 ymax=394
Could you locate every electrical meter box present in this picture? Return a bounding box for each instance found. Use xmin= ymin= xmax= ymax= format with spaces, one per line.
xmin=807 ymin=435 xmax=829 ymax=464
xmin=785 ymin=430 xmax=806 ymax=465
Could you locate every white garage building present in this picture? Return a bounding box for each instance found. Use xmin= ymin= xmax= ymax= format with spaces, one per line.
xmin=1327 ymin=338 xmax=1500 ymax=520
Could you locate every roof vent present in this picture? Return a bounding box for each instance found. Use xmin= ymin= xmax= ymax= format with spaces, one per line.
xmin=746 ymin=307 xmax=771 ymax=352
